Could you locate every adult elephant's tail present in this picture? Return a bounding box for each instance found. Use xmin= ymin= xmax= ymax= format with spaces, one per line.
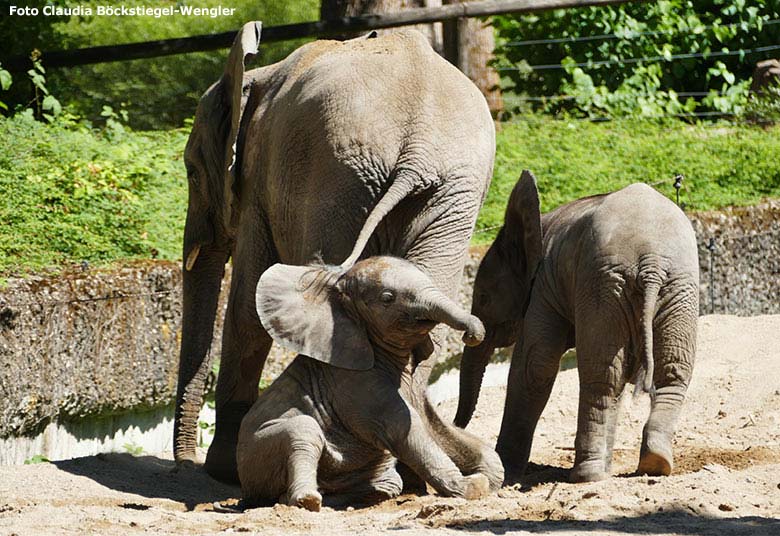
xmin=340 ymin=170 xmax=429 ymax=269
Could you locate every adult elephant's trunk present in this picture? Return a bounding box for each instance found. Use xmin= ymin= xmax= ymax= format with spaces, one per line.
xmin=418 ymin=288 xmax=485 ymax=347
xmin=340 ymin=173 xmax=418 ymax=268
xmin=454 ymin=339 xmax=495 ymax=428
xmin=173 ymin=244 xmax=228 ymax=463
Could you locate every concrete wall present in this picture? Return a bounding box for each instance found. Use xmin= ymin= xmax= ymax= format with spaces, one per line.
xmin=1 ymin=201 xmax=777 ymax=462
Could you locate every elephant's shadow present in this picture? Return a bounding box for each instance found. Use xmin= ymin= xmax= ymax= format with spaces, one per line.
xmin=54 ymin=453 xmax=239 ymax=511
xmin=515 ymin=462 xmax=648 ymax=491
xmin=514 ymin=462 xmax=571 ymax=490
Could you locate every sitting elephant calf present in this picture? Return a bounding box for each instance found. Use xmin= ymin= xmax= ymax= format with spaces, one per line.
xmin=455 ymin=171 xmax=699 ymax=483
xmin=238 ymin=256 xmax=503 ymax=510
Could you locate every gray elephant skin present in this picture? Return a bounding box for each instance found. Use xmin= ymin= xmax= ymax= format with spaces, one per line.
xmin=174 ymin=22 xmax=495 ymax=482
xmin=456 ymin=171 xmax=699 ymax=483
xmin=237 ymin=256 xmax=503 ymax=510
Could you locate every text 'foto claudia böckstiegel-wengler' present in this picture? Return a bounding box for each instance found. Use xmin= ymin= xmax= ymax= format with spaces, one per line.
xmin=7 ymin=4 xmax=238 ymax=18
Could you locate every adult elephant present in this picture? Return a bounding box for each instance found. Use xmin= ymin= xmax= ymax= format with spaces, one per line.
xmin=174 ymin=22 xmax=495 ymax=482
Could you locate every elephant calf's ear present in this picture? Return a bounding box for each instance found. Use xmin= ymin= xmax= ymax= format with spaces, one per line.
xmin=505 ymin=170 xmax=543 ymax=279
xmin=256 ymin=264 xmax=375 ymax=371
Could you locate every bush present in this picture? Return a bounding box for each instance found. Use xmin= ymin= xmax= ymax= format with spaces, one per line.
xmin=0 ymin=115 xmax=188 ymax=274
xmin=744 ymin=83 xmax=780 ymax=124
xmin=493 ymin=0 xmax=780 ymax=118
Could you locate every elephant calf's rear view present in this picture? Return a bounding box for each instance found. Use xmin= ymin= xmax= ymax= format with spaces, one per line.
xmin=456 ymin=171 xmax=699 ymax=483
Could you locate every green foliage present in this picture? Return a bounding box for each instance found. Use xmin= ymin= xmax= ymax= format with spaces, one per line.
xmin=2 ymin=115 xmax=779 ymax=273
xmin=27 ymin=55 xmax=62 ymax=122
xmin=41 ymin=0 xmax=319 ymax=128
xmin=0 ymin=1 xmax=68 ymax=107
xmin=744 ymin=83 xmax=780 ymax=124
xmin=475 ymin=116 xmax=780 ymax=243
xmin=0 ymin=115 xmax=188 ymax=274
xmin=494 ymin=0 xmax=780 ymax=118
xmin=0 ymin=63 xmax=11 ymax=111
xmin=122 ymin=442 xmax=144 ymax=455
xmin=0 ymin=57 xmax=63 ymax=120
xmin=23 ymin=454 xmax=51 ymax=464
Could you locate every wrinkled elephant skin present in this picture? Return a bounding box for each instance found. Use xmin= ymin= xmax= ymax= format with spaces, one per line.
xmin=457 ymin=171 xmax=699 ymax=484
xmin=237 ymin=257 xmax=503 ymax=510
xmin=174 ymin=23 xmax=495 ymax=483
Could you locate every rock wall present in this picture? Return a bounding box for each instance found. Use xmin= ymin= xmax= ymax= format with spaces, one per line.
xmin=1 ymin=201 xmax=777 ymax=449
xmin=1 ymin=263 xmax=188 ymax=441
xmin=688 ymin=199 xmax=780 ymax=315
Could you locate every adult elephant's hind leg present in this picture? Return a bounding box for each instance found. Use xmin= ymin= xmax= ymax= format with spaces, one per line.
xmin=206 ymin=217 xmax=278 ymax=483
xmin=638 ymin=287 xmax=697 ymax=477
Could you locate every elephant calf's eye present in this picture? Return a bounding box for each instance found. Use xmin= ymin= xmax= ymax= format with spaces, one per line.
xmin=380 ymin=290 xmax=395 ymax=304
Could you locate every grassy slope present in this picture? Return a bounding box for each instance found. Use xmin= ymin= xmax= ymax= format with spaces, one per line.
xmin=2 ymin=116 xmax=779 ymax=274
xmin=478 ymin=116 xmax=780 ymax=243
xmin=0 ymin=117 xmax=188 ymax=274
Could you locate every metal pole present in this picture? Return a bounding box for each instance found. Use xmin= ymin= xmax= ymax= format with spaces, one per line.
xmin=706 ymin=238 xmax=716 ymax=314
xmin=673 ymin=174 xmax=683 ymax=207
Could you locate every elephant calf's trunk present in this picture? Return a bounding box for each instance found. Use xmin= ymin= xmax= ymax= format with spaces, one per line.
xmin=422 ymin=290 xmax=485 ymax=346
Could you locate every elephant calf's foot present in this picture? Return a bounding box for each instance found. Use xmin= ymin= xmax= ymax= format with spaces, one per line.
xmin=461 ymin=474 xmax=490 ymax=500
xmin=638 ymin=431 xmax=673 ymax=476
xmin=569 ymin=461 xmax=609 ymax=483
xmin=637 ymin=451 xmax=672 ymax=477
xmin=282 ymin=489 xmax=322 ymax=512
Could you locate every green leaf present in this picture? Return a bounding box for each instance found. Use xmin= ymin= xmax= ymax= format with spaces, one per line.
xmin=42 ymin=95 xmax=62 ymax=115
xmin=24 ymin=454 xmax=50 ymax=464
xmin=0 ymin=69 xmax=11 ymax=91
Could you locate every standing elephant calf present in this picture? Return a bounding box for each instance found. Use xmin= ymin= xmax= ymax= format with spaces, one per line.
xmin=238 ymin=256 xmax=503 ymax=510
xmin=455 ymin=171 xmax=699 ymax=483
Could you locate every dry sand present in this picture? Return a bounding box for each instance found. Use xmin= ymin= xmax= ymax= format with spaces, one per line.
xmin=1 ymin=314 xmax=779 ymax=535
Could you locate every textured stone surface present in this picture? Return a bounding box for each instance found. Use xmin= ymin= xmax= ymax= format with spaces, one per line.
xmin=1 ymin=201 xmax=777 ymax=439
xmin=690 ymin=199 xmax=780 ymax=315
xmin=0 ymin=262 xmax=189 ymax=438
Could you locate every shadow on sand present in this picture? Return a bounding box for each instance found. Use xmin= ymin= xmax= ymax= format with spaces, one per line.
xmin=55 ymin=453 xmax=239 ymax=511
xmin=445 ymin=509 xmax=780 ymax=535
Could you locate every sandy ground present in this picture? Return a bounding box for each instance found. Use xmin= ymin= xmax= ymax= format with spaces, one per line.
xmin=1 ymin=314 xmax=779 ymax=535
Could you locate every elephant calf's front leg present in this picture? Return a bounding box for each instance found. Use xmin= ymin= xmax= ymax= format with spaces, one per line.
xmin=237 ymin=415 xmax=325 ymax=511
xmin=386 ymin=408 xmax=490 ymax=499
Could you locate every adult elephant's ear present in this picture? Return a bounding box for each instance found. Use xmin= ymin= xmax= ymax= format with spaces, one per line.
xmin=222 ymin=21 xmax=262 ymax=230
xmin=256 ymin=264 xmax=375 ymax=371
xmin=505 ymin=170 xmax=543 ymax=284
